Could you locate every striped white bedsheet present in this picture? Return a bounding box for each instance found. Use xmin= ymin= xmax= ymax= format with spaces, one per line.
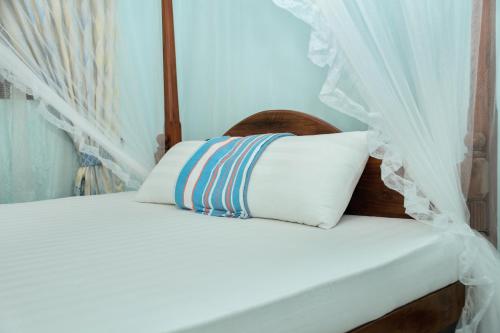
xmin=0 ymin=192 xmax=461 ymax=333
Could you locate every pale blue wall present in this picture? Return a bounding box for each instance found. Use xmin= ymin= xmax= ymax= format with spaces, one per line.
xmin=0 ymin=97 xmax=79 ymax=204
xmin=173 ymin=0 xmax=498 ymax=245
xmin=116 ymin=0 xmax=164 ymax=169
xmin=173 ymin=0 xmax=365 ymax=140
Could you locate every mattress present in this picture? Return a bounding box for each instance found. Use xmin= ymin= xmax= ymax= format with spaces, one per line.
xmin=0 ymin=192 xmax=461 ymax=333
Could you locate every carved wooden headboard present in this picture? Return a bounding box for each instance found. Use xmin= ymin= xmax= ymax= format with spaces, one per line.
xmin=224 ymin=110 xmax=408 ymax=219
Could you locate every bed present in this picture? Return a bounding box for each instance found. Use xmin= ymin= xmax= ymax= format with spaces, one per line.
xmin=0 ymin=109 xmax=466 ymax=333
xmin=0 ymin=191 xmax=461 ymax=333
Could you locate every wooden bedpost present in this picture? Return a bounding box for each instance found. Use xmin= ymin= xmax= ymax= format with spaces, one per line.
xmin=159 ymin=0 xmax=181 ymax=158
xmin=469 ymin=0 xmax=497 ymax=245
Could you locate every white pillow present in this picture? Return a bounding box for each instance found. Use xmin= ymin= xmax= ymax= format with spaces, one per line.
xmin=136 ymin=141 xmax=205 ymax=204
xmin=136 ymin=132 xmax=369 ymax=229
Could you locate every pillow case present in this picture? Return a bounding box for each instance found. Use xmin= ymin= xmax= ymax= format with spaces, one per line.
xmin=135 ymin=140 xmax=204 ymax=205
xmin=136 ymin=132 xmax=369 ymax=229
xmin=174 ymin=133 xmax=293 ymax=219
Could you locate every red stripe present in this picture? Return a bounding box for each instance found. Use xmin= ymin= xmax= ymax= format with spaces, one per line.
xmin=190 ymin=138 xmax=234 ymax=208
xmin=202 ymin=138 xmax=245 ymax=214
xmin=224 ymin=136 xmax=264 ymax=213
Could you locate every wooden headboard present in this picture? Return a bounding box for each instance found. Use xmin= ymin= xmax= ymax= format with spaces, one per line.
xmin=224 ymin=110 xmax=409 ymax=219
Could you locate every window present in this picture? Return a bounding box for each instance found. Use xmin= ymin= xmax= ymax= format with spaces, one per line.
xmin=0 ymin=80 xmax=11 ymax=99
xmin=0 ymin=79 xmax=34 ymax=100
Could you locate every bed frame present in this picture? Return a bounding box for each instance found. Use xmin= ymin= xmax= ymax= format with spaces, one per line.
xmin=160 ymin=1 xmax=466 ymax=332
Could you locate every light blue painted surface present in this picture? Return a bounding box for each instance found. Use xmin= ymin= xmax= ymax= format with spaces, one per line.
xmin=116 ymin=0 xmax=164 ymax=174
xmin=173 ymin=0 xmax=365 ymax=140
xmin=0 ymin=98 xmax=79 ymax=204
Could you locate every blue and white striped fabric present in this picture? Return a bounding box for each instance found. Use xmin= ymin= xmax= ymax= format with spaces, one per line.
xmin=175 ymin=133 xmax=292 ymax=218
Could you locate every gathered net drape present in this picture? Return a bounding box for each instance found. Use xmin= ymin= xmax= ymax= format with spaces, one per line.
xmin=273 ymin=0 xmax=500 ymax=332
xmin=0 ymin=0 xmax=163 ymax=192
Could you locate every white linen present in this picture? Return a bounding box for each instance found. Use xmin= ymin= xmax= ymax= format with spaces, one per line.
xmin=249 ymin=132 xmax=368 ymax=228
xmin=136 ymin=132 xmax=369 ymax=228
xmin=0 ymin=192 xmax=461 ymax=333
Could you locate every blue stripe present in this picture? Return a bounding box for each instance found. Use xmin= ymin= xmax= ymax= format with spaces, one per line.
xmin=242 ymin=133 xmax=289 ymax=216
xmin=174 ymin=136 xmax=229 ymax=209
xmin=230 ymin=135 xmax=270 ymax=216
xmin=210 ymin=136 xmax=257 ymax=215
xmin=192 ymin=138 xmax=238 ymax=213
xmin=202 ymin=138 xmax=244 ymax=214
xmin=174 ymin=133 xmax=293 ymax=218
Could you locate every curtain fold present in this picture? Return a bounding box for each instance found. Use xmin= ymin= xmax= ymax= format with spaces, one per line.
xmin=273 ymin=1 xmax=500 ymax=332
xmin=0 ymin=0 xmax=164 ymax=195
xmin=0 ymin=0 xmax=131 ymax=191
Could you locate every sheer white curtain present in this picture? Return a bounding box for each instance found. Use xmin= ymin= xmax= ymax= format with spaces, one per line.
xmin=274 ymin=1 xmax=500 ymax=332
xmin=0 ymin=0 xmax=124 ymax=195
xmin=0 ymin=0 xmax=163 ymax=193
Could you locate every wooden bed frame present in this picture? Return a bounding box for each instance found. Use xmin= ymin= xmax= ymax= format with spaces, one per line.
xmin=160 ymin=1 xmax=468 ymax=332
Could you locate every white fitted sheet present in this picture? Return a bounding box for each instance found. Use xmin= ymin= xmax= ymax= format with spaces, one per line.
xmin=0 ymin=192 xmax=461 ymax=333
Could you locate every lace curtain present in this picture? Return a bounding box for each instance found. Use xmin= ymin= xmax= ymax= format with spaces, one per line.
xmin=273 ymin=1 xmax=500 ymax=332
xmin=0 ymin=0 xmax=163 ymax=194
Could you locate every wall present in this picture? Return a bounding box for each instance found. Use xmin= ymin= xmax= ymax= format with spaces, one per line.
xmin=0 ymin=93 xmax=79 ymax=203
xmin=116 ymin=0 xmax=164 ymax=173
xmin=173 ymin=0 xmax=365 ymax=140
